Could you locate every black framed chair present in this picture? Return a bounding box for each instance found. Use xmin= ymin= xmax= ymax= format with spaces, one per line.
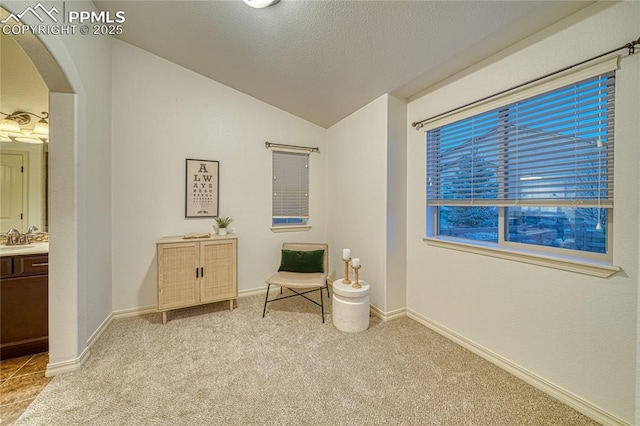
xmin=262 ymin=242 xmax=329 ymax=323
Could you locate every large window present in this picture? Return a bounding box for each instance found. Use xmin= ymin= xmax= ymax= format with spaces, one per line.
xmin=426 ymin=71 xmax=615 ymax=259
xmin=272 ymin=150 xmax=309 ymax=227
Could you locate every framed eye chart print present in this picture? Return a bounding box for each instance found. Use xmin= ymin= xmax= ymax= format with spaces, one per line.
xmin=185 ymin=159 xmax=219 ymax=218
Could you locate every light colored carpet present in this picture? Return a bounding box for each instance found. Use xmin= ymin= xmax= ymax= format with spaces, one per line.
xmin=17 ymin=291 xmax=598 ymax=425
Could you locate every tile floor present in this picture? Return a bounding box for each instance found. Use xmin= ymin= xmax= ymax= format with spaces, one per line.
xmin=0 ymin=353 xmax=51 ymax=425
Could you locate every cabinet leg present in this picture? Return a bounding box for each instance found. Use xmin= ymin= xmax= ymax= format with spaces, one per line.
xmin=162 ymin=311 xmax=167 ymax=325
xmin=230 ymin=299 xmax=234 ymax=311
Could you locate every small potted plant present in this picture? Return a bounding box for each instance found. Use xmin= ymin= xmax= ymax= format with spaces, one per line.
xmin=214 ymin=216 xmax=234 ymax=235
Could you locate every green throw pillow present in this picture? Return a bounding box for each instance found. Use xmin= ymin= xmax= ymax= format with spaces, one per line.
xmin=278 ymin=249 xmax=325 ymax=273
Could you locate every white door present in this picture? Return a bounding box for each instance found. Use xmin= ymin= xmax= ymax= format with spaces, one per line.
xmin=0 ymin=153 xmax=25 ymax=232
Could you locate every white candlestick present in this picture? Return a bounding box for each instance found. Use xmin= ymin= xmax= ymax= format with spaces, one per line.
xmin=342 ymin=248 xmax=351 ymax=260
xmin=352 ymin=258 xmax=361 ymax=267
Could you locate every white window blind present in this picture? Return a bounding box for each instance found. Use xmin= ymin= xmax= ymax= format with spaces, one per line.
xmin=427 ymin=71 xmax=615 ymax=208
xmin=272 ymin=151 xmax=309 ymax=222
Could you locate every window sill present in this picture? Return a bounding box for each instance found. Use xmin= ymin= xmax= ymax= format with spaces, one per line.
xmin=423 ymin=236 xmax=620 ymax=278
xmin=270 ymin=225 xmax=312 ymax=233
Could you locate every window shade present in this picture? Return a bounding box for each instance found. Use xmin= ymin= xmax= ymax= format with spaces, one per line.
xmin=427 ymin=71 xmax=615 ymax=208
xmin=273 ymin=151 xmax=309 ymax=219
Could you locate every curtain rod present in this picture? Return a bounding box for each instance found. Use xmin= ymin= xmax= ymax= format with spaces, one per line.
xmin=265 ymin=141 xmax=320 ymax=153
xmin=411 ymin=35 xmax=640 ymax=131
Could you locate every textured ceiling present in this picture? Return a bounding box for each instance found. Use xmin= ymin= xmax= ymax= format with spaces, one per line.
xmin=95 ymin=1 xmax=594 ymax=128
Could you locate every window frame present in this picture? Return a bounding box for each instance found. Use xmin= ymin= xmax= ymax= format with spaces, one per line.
xmin=270 ymin=149 xmax=312 ymax=232
xmin=428 ymin=205 xmax=613 ymax=262
xmin=422 ymin=57 xmax=620 ymax=276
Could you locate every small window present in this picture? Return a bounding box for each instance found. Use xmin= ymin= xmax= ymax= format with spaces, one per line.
xmin=272 ymin=151 xmax=309 ymax=227
xmin=426 ymin=71 xmax=615 ymax=260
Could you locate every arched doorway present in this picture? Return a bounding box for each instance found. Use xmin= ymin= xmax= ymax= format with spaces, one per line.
xmin=2 ymin=5 xmax=84 ymax=374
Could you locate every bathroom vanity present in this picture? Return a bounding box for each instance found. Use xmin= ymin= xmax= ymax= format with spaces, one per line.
xmin=0 ymin=243 xmax=49 ymax=359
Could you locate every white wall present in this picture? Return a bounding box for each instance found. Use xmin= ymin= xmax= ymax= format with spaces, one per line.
xmin=111 ymin=40 xmax=327 ymax=311
xmin=326 ymin=94 xmax=407 ymax=312
xmin=326 ymin=95 xmax=388 ymax=308
xmin=406 ymin=2 xmax=639 ymax=423
xmin=48 ymin=5 xmax=113 ymax=346
xmin=386 ymin=95 xmax=407 ymax=312
xmin=48 ymin=91 xmax=80 ymax=365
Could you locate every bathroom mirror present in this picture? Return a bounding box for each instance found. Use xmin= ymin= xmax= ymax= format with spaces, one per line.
xmin=0 ymin=143 xmax=48 ymax=233
xmin=1 ymin=33 xmax=49 ymax=234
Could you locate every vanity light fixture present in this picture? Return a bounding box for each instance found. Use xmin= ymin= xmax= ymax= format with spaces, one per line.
xmin=0 ymin=111 xmax=49 ymax=143
xmin=242 ymin=0 xmax=279 ymax=8
xmin=31 ymin=117 xmax=49 ymax=139
xmin=15 ymin=130 xmax=46 ymax=144
xmin=0 ymin=115 xmax=23 ymax=137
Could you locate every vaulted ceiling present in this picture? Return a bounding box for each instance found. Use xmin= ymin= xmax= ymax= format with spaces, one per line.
xmin=95 ymin=1 xmax=594 ymax=128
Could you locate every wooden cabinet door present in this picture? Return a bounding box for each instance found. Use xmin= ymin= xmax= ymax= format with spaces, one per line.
xmin=157 ymin=242 xmax=199 ymax=310
xmin=1 ymin=267 xmax=49 ymax=359
xmin=200 ymin=239 xmax=237 ymax=303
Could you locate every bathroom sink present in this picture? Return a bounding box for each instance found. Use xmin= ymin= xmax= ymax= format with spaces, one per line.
xmin=0 ymin=245 xmax=35 ymax=251
xmin=0 ymin=243 xmax=48 ymax=256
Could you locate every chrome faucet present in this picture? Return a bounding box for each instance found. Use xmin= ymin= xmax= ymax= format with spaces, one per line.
xmin=25 ymin=226 xmax=40 ymax=243
xmin=5 ymin=229 xmax=21 ymax=245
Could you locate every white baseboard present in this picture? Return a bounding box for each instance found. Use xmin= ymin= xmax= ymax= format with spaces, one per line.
xmin=238 ymin=286 xmax=271 ymax=298
xmin=261 ymin=277 xmax=405 ymax=322
xmin=45 ymin=346 xmax=90 ymax=377
xmin=90 ymin=306 xmax=156 ymax=348
xmin=406 ymin=308 xmax=629 ymax=426
xmin=46 ymin=305 xmax=157 ymax=377
xmin=86 ymin=313 xmax=113 ymax=349
xmin=112 ymin=305 xmax=156 ymax=319
xmin=370 ymin=305 xmax=406 ymax=321
xmin=330 ymin=278 xmax=407 ymax=322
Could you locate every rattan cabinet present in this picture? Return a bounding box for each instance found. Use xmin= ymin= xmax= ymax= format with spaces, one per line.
xmin=156 ymin=235 xmax=237 ymax=324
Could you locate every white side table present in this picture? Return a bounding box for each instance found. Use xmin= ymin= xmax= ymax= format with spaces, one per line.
xmin=332 ymin=278 xmax=370 ymax=333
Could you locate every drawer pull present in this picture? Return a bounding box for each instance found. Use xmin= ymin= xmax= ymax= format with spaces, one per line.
xmin=31 ymin=262 xmax=49 ymax=267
